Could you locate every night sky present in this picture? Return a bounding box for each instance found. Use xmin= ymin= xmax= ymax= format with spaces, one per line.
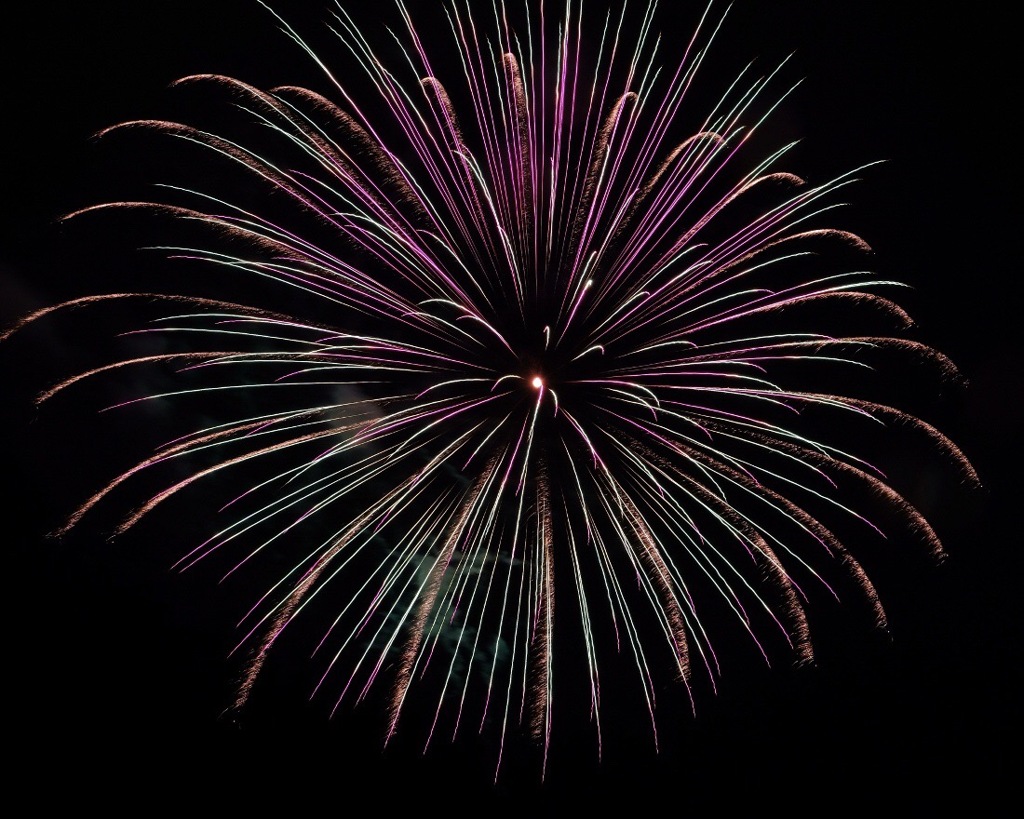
xmin=2 ymin=0 xmax=1017 ymax=805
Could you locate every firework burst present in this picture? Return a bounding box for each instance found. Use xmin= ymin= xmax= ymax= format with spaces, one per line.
xmin=7 ymin=0 xmax=975 ymax=775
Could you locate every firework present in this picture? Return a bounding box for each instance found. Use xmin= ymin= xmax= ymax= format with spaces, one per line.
xmin=6 ymin=0 xmax=975 ymax=775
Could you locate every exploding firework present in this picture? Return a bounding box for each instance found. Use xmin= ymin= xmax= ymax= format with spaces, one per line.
xmin=6 ymin=0 xmax=975 ymax=775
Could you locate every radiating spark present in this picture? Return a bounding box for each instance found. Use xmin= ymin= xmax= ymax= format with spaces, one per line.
xmin=5 ymin=0 xmax=976 ymax=779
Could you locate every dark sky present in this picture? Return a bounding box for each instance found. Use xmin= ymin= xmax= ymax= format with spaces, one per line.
xmin=2 ymin=0 xmax=1017 ymax=805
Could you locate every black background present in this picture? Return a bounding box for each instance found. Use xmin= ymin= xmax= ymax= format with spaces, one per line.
xmin=2 ymin=0 xmax=1017 ymax=806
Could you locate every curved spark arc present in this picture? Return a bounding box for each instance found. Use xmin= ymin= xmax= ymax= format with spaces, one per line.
xmin=6 ymin=0 xmax=978 ymax=779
